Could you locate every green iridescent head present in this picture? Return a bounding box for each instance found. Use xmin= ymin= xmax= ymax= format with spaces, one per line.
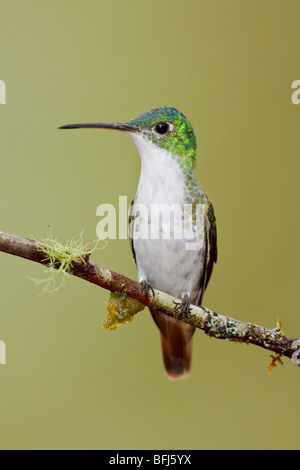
xmin=127 ymin=107 xmax=197 ymax=170
xmin=59 ymin=106 xmax=197 ymax=171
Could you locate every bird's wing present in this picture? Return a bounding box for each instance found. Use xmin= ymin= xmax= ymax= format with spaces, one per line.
xmin=128 ymin=198 xmax=137 ymax=264
xmin=196 ymin=195 xmax=218 ymax=305
xmin=204 ymin=195 xmax=218 ymax=288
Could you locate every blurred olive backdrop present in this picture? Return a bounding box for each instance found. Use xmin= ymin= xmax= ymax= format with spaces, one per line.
xmin=0 ymin=0 xmax=299 ymax=450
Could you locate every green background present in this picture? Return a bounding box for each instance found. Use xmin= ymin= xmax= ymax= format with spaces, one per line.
xmin=0 ymin=0 xmax=299 ymax=450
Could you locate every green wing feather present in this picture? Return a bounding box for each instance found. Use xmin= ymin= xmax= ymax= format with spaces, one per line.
xmin=129 ymin=199 xmax=137 ymax=264
xmin=203 ymin=195 xmax=218 ymax=292
xmin=188 ymin=190 xmax=217 ymax=305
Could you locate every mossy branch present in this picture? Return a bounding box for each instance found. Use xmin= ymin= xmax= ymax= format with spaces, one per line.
xmin=0 ymin=230 xmax=299 ymax=367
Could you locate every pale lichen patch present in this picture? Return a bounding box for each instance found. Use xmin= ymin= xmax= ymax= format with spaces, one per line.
xmin=29 ymin=230 xmax=104 ymax=294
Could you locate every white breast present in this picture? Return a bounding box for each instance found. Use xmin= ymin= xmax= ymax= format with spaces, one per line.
xmin=128 ymin=133 xmax=206 ymax=304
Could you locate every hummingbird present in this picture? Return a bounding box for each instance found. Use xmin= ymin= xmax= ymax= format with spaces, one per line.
xmin=60 ymin=106 xmax=217 ymax=379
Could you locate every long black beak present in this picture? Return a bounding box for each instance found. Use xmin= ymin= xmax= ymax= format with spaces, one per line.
xmin=59 ymin=122 xmax=139 ymax=132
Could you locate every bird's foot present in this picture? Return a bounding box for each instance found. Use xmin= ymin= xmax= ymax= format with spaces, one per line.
xmin=141 ymin=280 xmax=155 ymax=298
xmin=173 ymin=297 xmax=192 ymax=315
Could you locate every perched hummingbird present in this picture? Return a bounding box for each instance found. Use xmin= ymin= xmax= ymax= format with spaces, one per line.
xmin=60 ymin=107 xmax=217 ymax=379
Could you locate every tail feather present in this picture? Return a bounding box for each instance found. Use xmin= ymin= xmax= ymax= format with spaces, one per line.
xmin=151 ymin=309 xmax=195 ymax=380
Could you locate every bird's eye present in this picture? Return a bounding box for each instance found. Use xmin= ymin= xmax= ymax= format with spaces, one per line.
xmin=155 ymin=122 xmax=170 ymax=135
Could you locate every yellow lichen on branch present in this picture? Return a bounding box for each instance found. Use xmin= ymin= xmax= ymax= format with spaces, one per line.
xmin=103 ymin=292 xmax=145 ymax=330
xmin=267 ymin=354 xmax=284 ymax=375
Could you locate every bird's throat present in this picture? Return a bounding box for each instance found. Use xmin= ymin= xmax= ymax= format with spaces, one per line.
xmin=129 ymin=133 xmax=187 ymax=206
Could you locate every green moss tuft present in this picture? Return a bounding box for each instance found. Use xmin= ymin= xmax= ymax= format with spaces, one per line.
xmin=29 ymin=230 xmax=105 ymax=294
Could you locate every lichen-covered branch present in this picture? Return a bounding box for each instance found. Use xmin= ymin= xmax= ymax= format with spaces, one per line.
xmin=0 ymin=230 xmax=298 ymax=364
